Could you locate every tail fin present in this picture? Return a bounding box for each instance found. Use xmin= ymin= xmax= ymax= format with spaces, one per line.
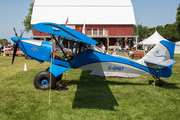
xmin=138 ymin=40 xmax=177 ymax=78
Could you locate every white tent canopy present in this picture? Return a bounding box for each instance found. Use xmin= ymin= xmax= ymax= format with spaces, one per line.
xmin=175 ymin=41 xmax=180 ymax=54
xmin=139 ymin=31 xmax=168 ymax=45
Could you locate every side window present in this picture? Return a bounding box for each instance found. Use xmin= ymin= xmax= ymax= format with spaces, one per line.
xmin=52 ymin=35 xmax=92 ymax=61
xmin=78 ymin=43 xmax=89 ymax=53
xmin=53 ymin=38 xmax=79 ymax=61
xmin=53 ymin=40 xmax=67 ymax=61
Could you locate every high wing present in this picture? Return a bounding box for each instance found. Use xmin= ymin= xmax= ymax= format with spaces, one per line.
xmin=33 ymin=22 xmax=98 ymax=45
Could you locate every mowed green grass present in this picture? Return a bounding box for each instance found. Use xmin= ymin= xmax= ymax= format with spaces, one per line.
xmin=0 ymin=53 xmax=180 ymax=120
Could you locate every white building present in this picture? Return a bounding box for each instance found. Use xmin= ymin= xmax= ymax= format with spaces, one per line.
xmin=31 ymin=0 xmax=137 ymax=49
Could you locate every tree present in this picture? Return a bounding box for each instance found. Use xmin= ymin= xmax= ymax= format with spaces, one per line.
xmin=133 ymin=25 xmax=137 ymax=36
xmin=138 ymin=25 xmax=143 ymax=42
xmin=0 ymin=39 xmax=11 ymax=44
xmin=142 ymin=26 xmax=148 ymax=39
xmin=22 ymin=2 xmax=34 ymax=33
xmin=176 ymin=3 xmax=180 ymax=36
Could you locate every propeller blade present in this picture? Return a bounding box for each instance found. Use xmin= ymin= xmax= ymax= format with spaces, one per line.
xmin=20 ymin=28 xmax=26 ymax=37
xmin=12 ymin=43 xmax=18 ymax=65
xmin=12 ymin=27 xmax=23 ymax=64
xmin=13 ymin=27 xmax=19 ymax=40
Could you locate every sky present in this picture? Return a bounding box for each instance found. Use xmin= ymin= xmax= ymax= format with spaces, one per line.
xmin=0 ymin=0 xmax=180 ymax=43
xmin=131 ymin=0 xmax=180 ymax=27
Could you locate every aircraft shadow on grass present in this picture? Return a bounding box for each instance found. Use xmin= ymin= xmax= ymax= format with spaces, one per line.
xmin=70 ymin=70 xmax=179 ymax=110
xmin=71 ymin=70 xmax=119 ymax=110
xmin=71 ymin=70 xmax=146 ymax=111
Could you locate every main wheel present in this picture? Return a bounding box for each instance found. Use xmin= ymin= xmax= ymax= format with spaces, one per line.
xmin=34 ymin=71 xmax=56 ymax=90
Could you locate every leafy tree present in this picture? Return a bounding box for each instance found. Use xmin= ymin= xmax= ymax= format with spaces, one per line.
xmin=176 ymin=3 xmax=180 ymax=36
xmin=22 ymin=2 xmax=34 ymax=33
xmin=0 ymin=39 xmax=11 ymax=44
xmin=133 ymin=25 xmax=137 ymax=36
xmin=159 ymin=24 xmax=174 ymax=42
xmin=133 ymin=25 xmax=152 ymax=41
xmin=138 ymin=25 xmax=143 ymax=42
xmin=142 ymin=26 xmax=149 ymax=39
xmin=134 ymin=22 xmax=180 ymax=42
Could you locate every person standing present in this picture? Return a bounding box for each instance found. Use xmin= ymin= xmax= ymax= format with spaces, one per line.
xmin=125 ymin=44 xmax=129 ymax=52
xmin=128 ymin=49 xmax=134 ymax=59
xmin=144 ymin=45 xmax=148 ymax=52
xmin=116 ymin=44 xmax=122 ymax=52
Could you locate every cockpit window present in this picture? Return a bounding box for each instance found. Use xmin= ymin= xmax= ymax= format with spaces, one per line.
xmin=52 ymin=35 xmax=104 ymax=63
xmin=53 ymin=36 xmax=78 ymax=61
xmin=89 ymin=45 xmax=104 ymax=53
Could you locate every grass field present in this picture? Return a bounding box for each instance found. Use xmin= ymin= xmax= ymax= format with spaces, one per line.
xmin=0 ymin=53 xmax=180 ymax=120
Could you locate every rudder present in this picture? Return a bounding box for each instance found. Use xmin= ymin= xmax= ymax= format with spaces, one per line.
xmin=138 ymin=40 xmax=177 ymax=78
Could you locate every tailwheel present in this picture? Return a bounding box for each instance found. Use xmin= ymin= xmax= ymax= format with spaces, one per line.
xmin=34 ymin=71 xmax=56 ymax=90
xmin=157 ymin=79 xmax=164 ymax=86
xmin=152 ymin=76 xmax=164 ymax=86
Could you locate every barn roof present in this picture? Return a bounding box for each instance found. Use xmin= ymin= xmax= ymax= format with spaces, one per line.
xmin=31 ymin=0 xmax=136 ymax=25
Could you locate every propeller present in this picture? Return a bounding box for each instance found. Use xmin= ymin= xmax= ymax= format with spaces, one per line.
xmin=12 ymin=42 xmax=18 ymax=64
xmin=12 ymin=27 xmax=19 ymax=64
xmin=12 ymin=28 xmax=26 ymax=64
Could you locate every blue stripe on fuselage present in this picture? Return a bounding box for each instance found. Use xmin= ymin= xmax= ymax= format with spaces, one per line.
xmin=75 ymin=50 xmax=146 ymax=69
xmin=75 ymin=50 xmax=172 ymax=78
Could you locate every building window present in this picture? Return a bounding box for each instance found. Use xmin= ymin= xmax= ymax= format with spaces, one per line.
xmin=99 ymin=29 xmax=103 ymax=36
xmin=104 ymin=29 xmax=108 ymax=36
xmin=68 ymin=25 xmax=75 ymax=29
xmin=87 ymin=29 xmax=92 ymax=36
xmin=87 ymin=29 xmax=108 ymax=36
xmin=93 ymin=29 xmax=98 ymax=36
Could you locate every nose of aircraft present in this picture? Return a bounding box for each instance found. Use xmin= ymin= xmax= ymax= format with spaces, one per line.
xmin=11 ymin=37 xmax=19 ymax=44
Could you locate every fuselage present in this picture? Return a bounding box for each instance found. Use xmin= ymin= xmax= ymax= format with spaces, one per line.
xmin=11 ymin=37 xmax=172 ymax=78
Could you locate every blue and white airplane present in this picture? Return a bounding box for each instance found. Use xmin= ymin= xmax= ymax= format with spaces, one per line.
xmin=11 ymin=22 xmax=177 ymax=90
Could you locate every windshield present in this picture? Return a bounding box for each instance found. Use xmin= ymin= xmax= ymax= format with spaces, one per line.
xmin=90 ymin=45 xmax=104 ymax=53
xmin=52 ymin=35 xmax=104 ymax=62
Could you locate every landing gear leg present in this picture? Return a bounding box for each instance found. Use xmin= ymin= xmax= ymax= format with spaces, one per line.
xmin=152 ymin=76 xmax=164 ymax=86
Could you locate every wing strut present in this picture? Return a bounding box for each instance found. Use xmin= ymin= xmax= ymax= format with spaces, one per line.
xmin=73 ymin=43 xmax=78 ymax=68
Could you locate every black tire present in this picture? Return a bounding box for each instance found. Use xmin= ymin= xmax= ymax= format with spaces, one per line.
xmin=34 ymin=71 xmax=56 ymax=90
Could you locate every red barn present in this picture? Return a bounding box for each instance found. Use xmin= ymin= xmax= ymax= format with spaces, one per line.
xmin=31 ymin=0 xmax=137 ymax=50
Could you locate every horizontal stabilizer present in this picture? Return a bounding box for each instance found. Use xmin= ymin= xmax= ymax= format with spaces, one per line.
xmin=145 ymin=59 xmax=177 ymax=67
